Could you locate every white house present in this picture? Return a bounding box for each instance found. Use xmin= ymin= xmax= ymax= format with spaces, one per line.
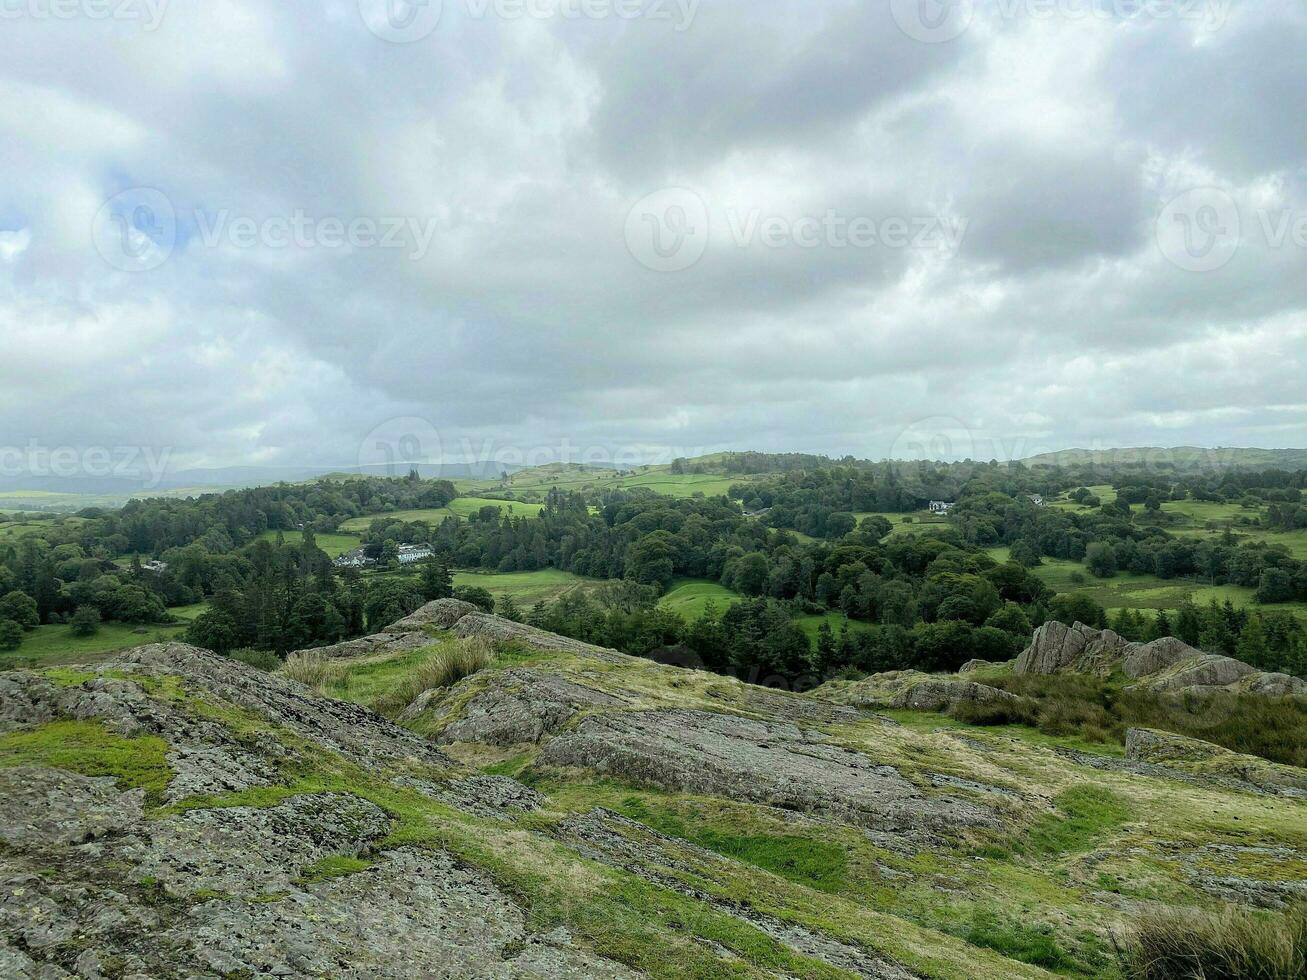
xmin=141 ymin=559 xmax=169 ymax=574
xmin=928 ymin=501 xmax=955 ymax=515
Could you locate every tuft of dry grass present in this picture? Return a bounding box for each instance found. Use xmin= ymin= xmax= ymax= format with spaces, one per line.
xmin=282 ymin=650 xmax=353 ymax=692
xmin=1117 ymin=904 xmax=1307 ymax=980
xmin=369 ymin=637 xmax=495 ymax=717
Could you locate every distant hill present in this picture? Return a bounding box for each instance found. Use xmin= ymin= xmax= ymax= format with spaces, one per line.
xmin=1021 ymin=447 xmax=1307 ymax=471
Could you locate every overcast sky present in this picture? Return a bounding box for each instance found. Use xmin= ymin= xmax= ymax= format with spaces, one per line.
xmin=1 ymin=0 xmax=1305 ymax=477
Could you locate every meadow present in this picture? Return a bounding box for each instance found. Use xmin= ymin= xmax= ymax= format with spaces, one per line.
xmin=255 ymin=529 xmax=361 ymax=557
xmin=462 ymin=462 xmax=748 ymax=501
xmin=337 ymin=496 xmax=544 ymax=532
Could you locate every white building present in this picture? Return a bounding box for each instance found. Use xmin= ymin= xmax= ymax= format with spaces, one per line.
xmin=396 ymin=544 xmax=435 ymax=565
xmin=928 ymin=501 xmax=955 ymax=515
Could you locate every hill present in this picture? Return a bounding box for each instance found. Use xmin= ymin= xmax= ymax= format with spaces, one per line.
xmin=1022 ymin=446 xmax=1307 ymax=471
xmin=3 ymin=603 xmax=1305 ymax=977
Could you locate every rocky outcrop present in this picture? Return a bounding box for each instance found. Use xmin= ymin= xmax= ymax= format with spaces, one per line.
xmin=889 ymin=679 xmax=1024 ymax=713
xmin=429 ymin=668 xmax=625 ymax=746
xmin=452 ymin=612 xmax=630 ymax=664
xmin=290 ymin=598 xmax=480 ymax=659
xmin=1013 ymin=621 xmax=1132 ymax=676
xmin=1126 ymin=727 xmax=1307 ymax=796
xmin=1014 ymin=621 xmax=1307 ymax=697
xmin=958 ymin=659 xmax=1005 ymax=674
xmin=538 ymin=708 xmax=1002 ymax=836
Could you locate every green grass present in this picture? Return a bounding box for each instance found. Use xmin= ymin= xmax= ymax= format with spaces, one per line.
xmin=452 ymin=568 xmax=602 ymax=606
xmin=464 ymin=463 xmax=750 ymax=501
xmin=659 ymin=579 xmax=742 ymax=620
xmin=1022 ymin=787 xmax=1131 ymax=856
xmin=0 ymin=719 xmax=172 ymax=800
xmin=0 ymin=621 xmax=191 ymax=669
xmin=337 ymin=498 xmax=545 ymax=532
xmin=255 ymin=529 xmax=361 ymax=557
xmin=795 ymin=612 xmax=875 ymax=644
xmin=297 ymin=855 xmax=374 ymax=883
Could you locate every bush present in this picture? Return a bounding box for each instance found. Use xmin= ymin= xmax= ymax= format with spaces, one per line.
xmin=1117 ymin=904 xmax=1307 ymax=979
xmin=0 ymin=619 xmax=21 ymax=651
xmin=453 ymin=586 xmax=495 ymax=612
xmin=70 ymin=606 xmax=101 ymax=638
xmin=227 ymin=647 xmax=281 ymax=671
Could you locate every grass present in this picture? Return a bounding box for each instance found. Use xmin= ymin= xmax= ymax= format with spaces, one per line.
xmin=0 ymin=620 xmax=191 ymax=669
xmin=1117 ymin=904 xmax=1307 ymax=979
xmin=281 ymin=636 xmax=494 ymax=716
xmin=297 ymin=855 xmax=374 ymax=883
xmin=658 ymin=579 xmax=742 ymax=620
xmin=0 ymin=719 xmax=171 ymax=800
xmin=255 ymin=529 xmax=361 ymax=557
xmin=453 ymin=568 xmax=602 ymax=607
xmin=1023 ymin=787 xmax=1132 ymax=856
xmin=338 ymin=497 xmax=545 ymax=532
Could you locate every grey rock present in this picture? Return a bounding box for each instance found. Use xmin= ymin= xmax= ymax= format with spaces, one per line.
xmin=1245 ymin=671 xmax=1307 ymax=697
xmin=1142 ymin=654 xmax=1256 ymax=692
xmin=958 ymin=659 xmax=1003 ymax=674
xmin=434 ymin=668 xmax=624 ymax=746
xmin=890 ymin=679 xmax=1023 ymax=712
xmin=1125 ymin=727 xmax=1228 ymax=764
xmin=1014 ymin=621 xmax=1129 ymax=676
xmin=389 ymin=598 xmax=481 ymax=632
xmin=539 ymin=708 xmax=999 ymax=834
xmin=1122 ymin=636 xmax=1199 ymax=678
xmin=452 ymin=613 xmax=631 ymax=664
xmin=0 ymin=768 xmax=144 ymax=848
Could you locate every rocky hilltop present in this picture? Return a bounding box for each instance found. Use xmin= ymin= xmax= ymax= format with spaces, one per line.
xmin=3 ymin=602 xmax=1306 ymax=978
xmin=1015 ymin=620 xmax=1307 ymax=696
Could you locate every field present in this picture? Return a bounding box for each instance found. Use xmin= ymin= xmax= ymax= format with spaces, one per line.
xmin=462 ymin=462 xmax=748 ymax=501
xmin=338 ymin=497 xmax=544 ymax=532
xmin=0 ymin=516 xmax=87 ymax=543
xmin=658 ymin=579 xmax=741 ymax=620
xmin=1009 ymin=554 xmax=1307 ymax=625
xmin=255 ymin=530 xmax=361 ymax=557
xmin=0 ymin=621 xmax=191 ymax=669
xmin=452 ymin=568 xmax=602 ymax=606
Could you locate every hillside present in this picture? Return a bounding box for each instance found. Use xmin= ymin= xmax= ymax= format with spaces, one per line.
xmin=1022 ymin=447 xmax=1307 ymax=471
xmin=3 ymin=604 xmax=1305 ymax=977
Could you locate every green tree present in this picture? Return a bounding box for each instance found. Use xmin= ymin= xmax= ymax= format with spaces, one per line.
xmin=1085 ymin=542 xmax=1118 ymax=578
xmin=419 ymin=557 xmax=453 ymax=601
xmin=0 ymin=619 xmax=21 ymax=651
xmin=0 ymin=591 xmax=39 ymax=630
xmin=1236 ymin=616 xmax=1269 ymax=670
xmin=69 ymin=605 xmax=101 ymax=638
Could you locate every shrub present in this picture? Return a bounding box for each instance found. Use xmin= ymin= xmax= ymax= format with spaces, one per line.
xmin=0 ymin=619 xmax=21 ymax=651
xmin=227 ymin=647 xmax=281 ymax=671
xmin=949 ymin=698 xmax=1038 ymax=727
xmin=70 ymin=606 xmax=101 ymax=638
xmin=1118 ymin=904 xmax=1307 ymax=980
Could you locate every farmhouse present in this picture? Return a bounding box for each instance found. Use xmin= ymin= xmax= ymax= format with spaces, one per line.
xmin=1028 ymin=494 xmax=1045 ymax=506
xmin=333 ymin=548 xmax=374 ymax=569
xmin=397 ymin=544 xmax=435 ymax=565
xmin=928 ymin=501 xmax=955 ymax=515
xmin=141 ymin=559 xmax=169 ymax=574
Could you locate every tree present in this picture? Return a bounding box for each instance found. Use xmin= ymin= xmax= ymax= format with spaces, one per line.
xmin=1085 ymin=542 xmax=1118 ymax=578
xmin=0 ymin=591 xmax=39 ymax=630
xmin=69 ymin=606 xmax=101 ymax=638
xmin=185 ymin=610 xmax=239 ymax=654
xmin=419 ymin=557 xmax=453 ymax=601
xmin=1236 ymin=617 xmax=1270 ymax=670
xmin=452 ymin=586 xmax=494 ymax=612
xmin=0 ymin=619 xmax=21 ymax=651
xmin=497 ymin=595 xmax=522 ymax=622
xmin=984 ymin=602 xmax=1032 ymax=637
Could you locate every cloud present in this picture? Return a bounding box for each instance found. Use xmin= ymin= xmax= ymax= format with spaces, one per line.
xmin=0 ymin=0 xmax=1304 ymax=477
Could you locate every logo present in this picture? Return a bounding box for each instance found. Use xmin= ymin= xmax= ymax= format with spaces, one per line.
xmin=624 ymin=187 xmax=710 ymax=272
xmin=358 ymin=0 xmax=443 ymax=43
xmin=92 ymin=188 xmax=176 ymax=272
xmin=890 ymin=416 xmax=979 ymax=463
xmin=358 ymin=416 xmax=444 ymax=477
xmin=890 ymin=0 xmax=973 ymax=43
xmin=1156 ymin=187 xmax=1241 ymax=273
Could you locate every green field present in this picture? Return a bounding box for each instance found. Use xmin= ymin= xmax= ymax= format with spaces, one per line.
xmin=452 ymin=568 xmax=601 ymax=606
xmin=338 ymin=497 xmax=545 ymax=532
xmin=795 ymin=611 xmax=874 ymax=644
xmin=0 ymin=621 xmax=191 ymax=669
xmin=0 ymin=516 xmax=87 ymax=542
xmin=464 ymin=463 xmax=749 ymax=501
xmin=658 ymin=579 xmax=741 ymax=620
xmin=255 ymin=530 xmax=361 ymax=557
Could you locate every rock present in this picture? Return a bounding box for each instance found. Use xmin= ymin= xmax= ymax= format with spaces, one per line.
xmin=433 ymin=669 xmax=624 ymax=746
xmin=1140 ymin=654 xmax=1256 ymax=692
xmin=1245 ymin=671 xmax=1307 ymax=697
xmin=1121 ymin=636 xmax=1199 ymax=678
xmin=1125 ymin=727 xmax=1229 ymax=765
xmin=0 ymin=768 xmax=144 ymax=848
xmin=451 ymin=613 xmax=630 ymax=664
xmin=889 ymin=679 xmax=1023 ymax=713
xmin=1014 ymin=621 xmax=1129 ymax=676
xmin=959 ymin=659 xmax=1003 ymax=674
xmin=538 ymin=708 xmax=1000 ymax=834
xmin=388 ymin=598 xmax=480 ymax=632
xmin=289 ymin=598 xmax=479 ymax=660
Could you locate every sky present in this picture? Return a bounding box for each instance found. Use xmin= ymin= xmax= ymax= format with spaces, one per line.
xmin=1 ymin=0 xmax=1305 ymax=481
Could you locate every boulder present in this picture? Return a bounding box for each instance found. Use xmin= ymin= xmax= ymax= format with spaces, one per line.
xmin=959 ymin=659 xmax=1004 ymax=675
xmin=889 ymin=679 xmax=1023 ymax=713
xmin=1126 ymin=728 xmax=1307 ymax=796
xmin=451 ymin=613 xmax=630 ymax=664
xmin=1125 ymin=727 xmax=1230 ymax=765
xmin=1142 ymin=654 xmax=1257 ymax=693
xmin=1122 ymin=636 xmax=1201 ymax=678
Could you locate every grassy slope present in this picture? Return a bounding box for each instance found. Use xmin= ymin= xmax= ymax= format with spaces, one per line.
xmin=254 ymin=634 xmax=1307 ymax=978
